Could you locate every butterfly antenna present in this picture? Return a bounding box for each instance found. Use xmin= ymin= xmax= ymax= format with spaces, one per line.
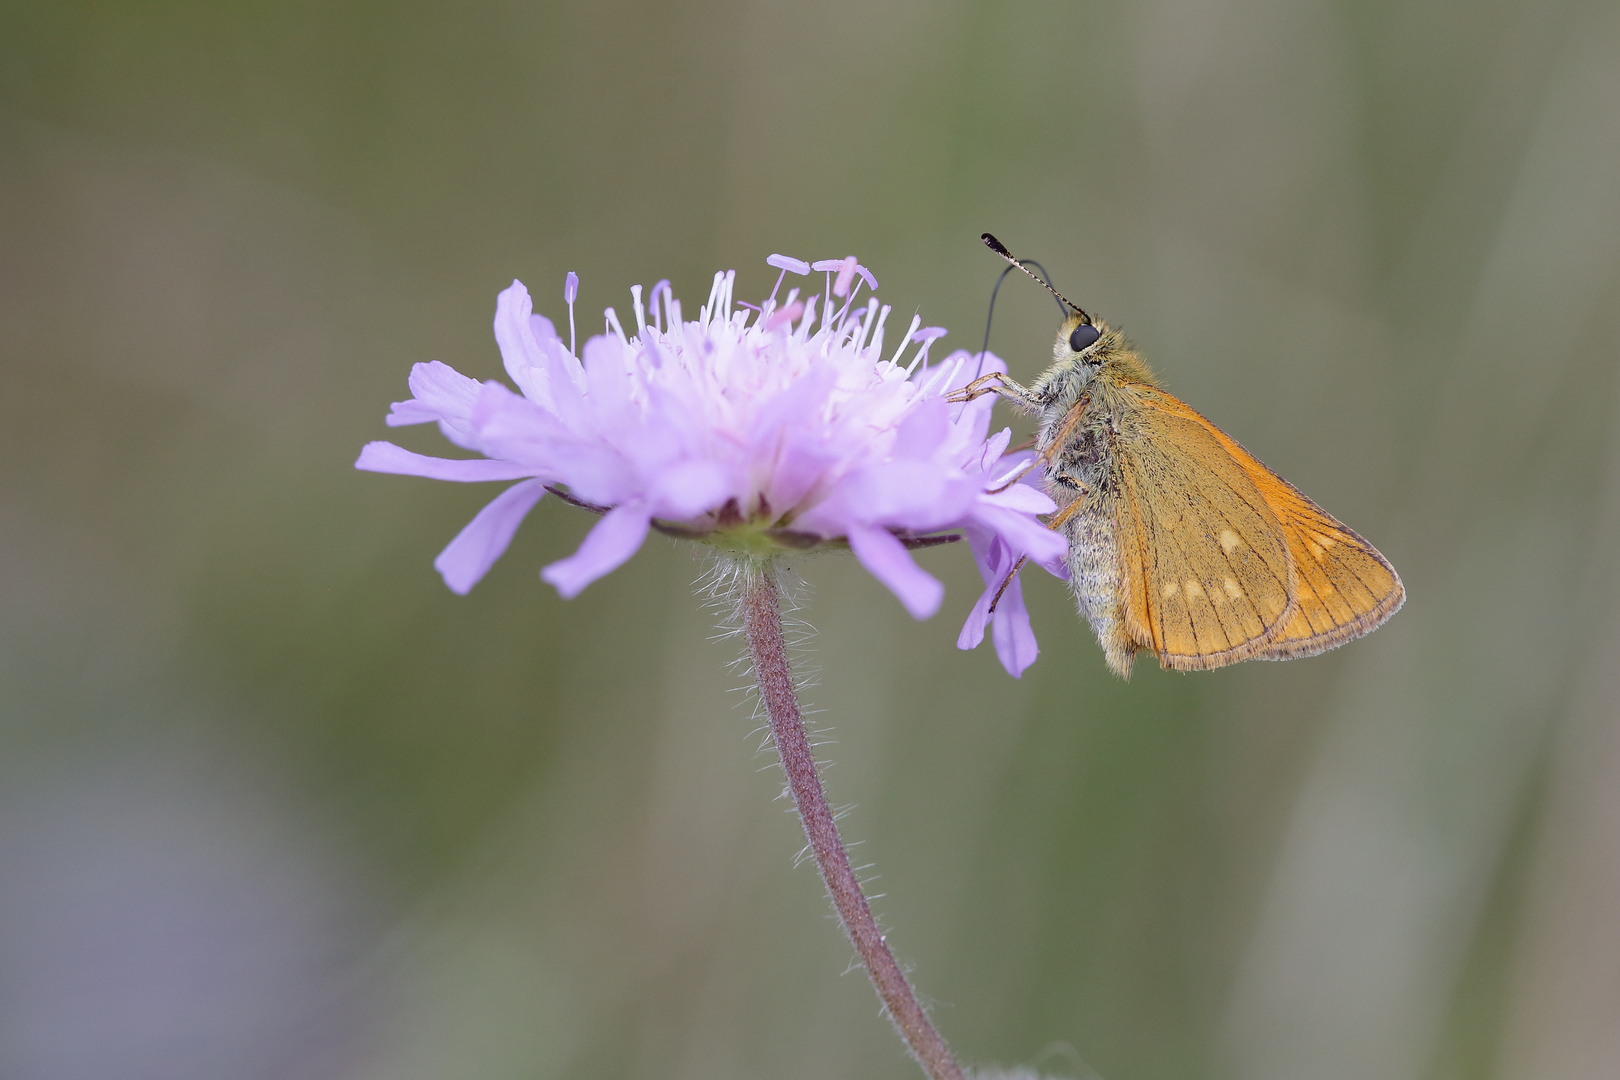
xmin=974 ymin=258 xmax=1066 ymax=381
xmin=981 ymin=233 xmax=1091 ymax=324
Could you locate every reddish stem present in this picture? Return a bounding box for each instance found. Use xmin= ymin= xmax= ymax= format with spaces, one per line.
xmin=738 ymin=564 xmax=966 ymax=1080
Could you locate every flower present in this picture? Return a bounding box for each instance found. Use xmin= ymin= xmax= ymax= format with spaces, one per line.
xmin=356 ymin=254 xmax=1067 ymax=675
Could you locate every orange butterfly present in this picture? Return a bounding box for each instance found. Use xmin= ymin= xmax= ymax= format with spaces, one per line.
xmin=954 ymin=235 xmax=1404 ymax=678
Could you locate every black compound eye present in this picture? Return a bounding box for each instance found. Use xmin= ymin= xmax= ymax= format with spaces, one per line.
xmin=1069 ymin=323 xmax=1101 ymax=354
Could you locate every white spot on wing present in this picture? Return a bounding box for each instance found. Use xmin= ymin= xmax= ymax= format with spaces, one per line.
xmin=1184 ymin=579 xmax=1204 ymax=599
xmin=1223 ymin=577 xmax=1242 ymax=599
xmin=1219 ymin=530 xmax=1240 ymax=552
xmin=1162 ymin=581 xmax=1180 ymax=599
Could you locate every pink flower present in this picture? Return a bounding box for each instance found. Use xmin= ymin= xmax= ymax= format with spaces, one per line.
xmin=357 ymin=255 xmax=1066 ymax=675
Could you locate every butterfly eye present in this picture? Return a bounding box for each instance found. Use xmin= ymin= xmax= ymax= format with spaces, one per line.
xmin=1069 ymin=323 xmax=1101 ymax=353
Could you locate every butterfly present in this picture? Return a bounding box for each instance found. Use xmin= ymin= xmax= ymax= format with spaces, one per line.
xmin=952 ymin=234 xmax=1404 ymax=678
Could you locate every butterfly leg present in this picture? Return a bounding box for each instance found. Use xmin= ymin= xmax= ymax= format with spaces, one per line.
xmin=984 ymin=397 xmax=1091 ymax=495
xmin=1043 ymin=495 xmax=1088 ymax=531
xmin=987 ymin=555 xmax=1029 ymax=614
xmin=946 ymin=371 xmax=1009 ymax=403
xmin=985 ymin=487 xmax=1093 ymax=615
xmin=947 ymin=372 xmax=1042 ymax=411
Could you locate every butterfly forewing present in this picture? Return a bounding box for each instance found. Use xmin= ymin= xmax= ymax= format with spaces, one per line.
xmin=1113 ymin=389 xmax=1298 ymax=670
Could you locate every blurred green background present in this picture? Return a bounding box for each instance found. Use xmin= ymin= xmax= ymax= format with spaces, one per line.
xmin=3 ymin=1 xmax=1619 ymax=1078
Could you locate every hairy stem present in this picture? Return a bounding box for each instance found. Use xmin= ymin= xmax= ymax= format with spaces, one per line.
xmin=737 ymin=562 xmax=966 ymax=1080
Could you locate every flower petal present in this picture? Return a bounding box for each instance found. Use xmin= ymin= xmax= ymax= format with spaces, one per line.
xmin=386 ymin=400 xmax=442 ymax=426
xmin=800 ymin=461 xmax=976 ymax=534
xmin=978 ymin=481 xmax=1057 ymax=515
xmin=493 ymin=281 xmax=546 ymax=385
xmin=433 ymin=479 xmax=547 ymax=594
xmin=989 ymin=573 xmax=1039 ymax=676
xmin=971 ymin=503 xmax=1068 ymax=566
xmin=355 ymin=441 xmax=538 ymax=482
xmin=975 ymin=427 xmax=1014 ymax=469
xmin=956 ymin=526 xmax=1040 ymax=676
xmin=650 ymin=459 xmax=733 ymax=519
xmin=957 ymin=527 xmax=1005 ymax=650
xmin=892 ymin=397 xmax=949 ymax=459
xmin=957 ymin=581 xmax=996 ymax=651
xmin=540 ymin=504 xmax=652 ymax=598
xmin=847 ymin=525 xmax=944 ymax=619
xmin=390 ymin=361 xmax=482 ymax=425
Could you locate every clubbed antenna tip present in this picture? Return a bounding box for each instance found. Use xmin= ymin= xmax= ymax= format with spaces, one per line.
xmin=979 ymin=232 xmax=1090 ymax=324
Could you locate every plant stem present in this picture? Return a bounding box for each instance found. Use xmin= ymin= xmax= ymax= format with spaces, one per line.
xmin=737 ymin=562 xmax=966 ymax=1080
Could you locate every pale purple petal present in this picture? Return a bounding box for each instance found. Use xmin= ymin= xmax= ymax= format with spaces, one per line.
xmin=957 ymin=526 xmax=1006 ymax=650
xmin=581 ymin=334 xmax=638 ymax=428
xmin=892 ymin=397 xmax=949 ymax=459
xmin=802 ymin=462 xmax=976 ymax=533
xmin=957 ymin=572 xmax=997 ymax=651
xmin=975 ymin=427 xmax=1014 ymax=469
xmin=386 ymin=399 xmax=443 ymax=426
xmin=494 ymin=281 xmax=577 ymax=406
xmin=650 ymin=460 xmax=733 ymax=519
xmin=540 ymin=504 xmax=652 ymax=598
xmin=528 ymin=312 xmax=562 ymax=346
xmin=395 ymin=361 xmax=482 ymax=424
xmin=847 ymin=525 xmax=944 ymax=619
xmin=469 ymin=381 xmax=629 ymax=503
xmin=748 ymin=364 xmax=840 ymax=512
xmin=433 ymin=479 xmax=547 ymax=594
xmin=957 ymin=526 xmax=1040 ymax=676
xmin=467 ymin=382 xmax=588 ymax=479
xmin=990 ymin=576 xmax=1038 ymax=676
xmin=971 ymin=503 xmax=1068 ymax=568
xmin=355 ymin=441 xmax=538 ymax=482
xmin=978 ymin=481 xmax=1056 ymax=515
xmin=493 ymin=280 xmax=545 ymax=373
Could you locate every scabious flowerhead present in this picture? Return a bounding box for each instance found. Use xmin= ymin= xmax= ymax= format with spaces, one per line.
xmin=357 ymin=254 xmax=1067 ymax=675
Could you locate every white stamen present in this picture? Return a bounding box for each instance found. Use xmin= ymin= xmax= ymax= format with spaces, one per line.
xmin=796 ymin=294 xmax=820 ymax=342
xmin=905 ymin=327 xmax=947 ymax=375
xmin=890 ymin=314 xmax=922 ymax=364
xmin=564 ymin=271 xmax=578 ymax=356
xmin=604 ymin=306 xmax=629 ymax=346
xmin=867 ymin=304 xmax=892 ymax=359
xmin=703 ymin=270 xmax=725 ymax=325
xmin=650 ymin=279 xmax=672 ymax=332
xmin=853 ymin=298 xmax=880 ymax=353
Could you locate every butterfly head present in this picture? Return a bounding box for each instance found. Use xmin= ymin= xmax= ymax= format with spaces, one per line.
xmin=1058 ymin=310 xmax=1104 ymax=362
xmin=1041 ymin=310 xmax=1111 ymax=390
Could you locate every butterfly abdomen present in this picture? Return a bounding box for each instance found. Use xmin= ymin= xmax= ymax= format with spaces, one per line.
xmin=1061 ymin=498 xmax=1137 ymax=678
xmin=1044 ymin=405 xmax=1139 ymax=678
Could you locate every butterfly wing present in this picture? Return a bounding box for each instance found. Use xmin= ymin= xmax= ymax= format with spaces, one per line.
xmin=1237 ymin=461 xmax=1405 ymax=660
xmin=1116 ymin=386 xmax=1403 ymax=669
xmin=1111 ymin=391 xmax=1300 ymax=671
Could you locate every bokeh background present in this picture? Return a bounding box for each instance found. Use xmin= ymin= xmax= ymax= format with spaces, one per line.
xmin=3 ymin=1 xmax=1619 ymax=1078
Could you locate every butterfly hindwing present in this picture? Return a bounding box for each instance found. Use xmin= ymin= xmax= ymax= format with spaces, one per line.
xmin=1245 ymin=474 xmax=1404 ymax=658
xmin=1120 ymin=387 xmax=1403 ymax=667
xmin=1112 ymin=389 xmax=1298 ymax=670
